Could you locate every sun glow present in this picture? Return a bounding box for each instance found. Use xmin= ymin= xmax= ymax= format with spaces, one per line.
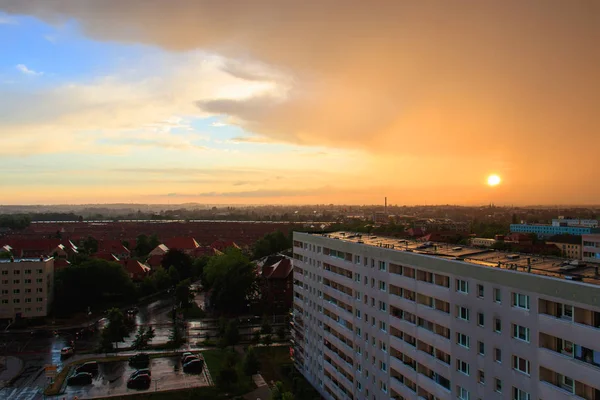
xmin=487 ymin=174 xmax=501 ymax=186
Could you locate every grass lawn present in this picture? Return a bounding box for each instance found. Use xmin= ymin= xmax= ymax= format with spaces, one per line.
xmin=254 ymin=346 xmax=321 ymax=400
xmin=202 ymin=349 xmax=253 ymax=396
xmin=202 ymin=349 xmax=227 ymax=379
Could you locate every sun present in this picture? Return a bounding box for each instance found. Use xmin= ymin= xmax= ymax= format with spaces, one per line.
xmin=487 ymin=174 xmax=501 ymax=186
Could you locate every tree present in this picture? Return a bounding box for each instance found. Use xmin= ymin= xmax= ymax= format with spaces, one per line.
xmin=262 ymin=334 xmax=272 ymax=347
xmin=242 ymin=346 xmax=261 ymax=376
xmin=192 ymin=256 xmax=209 ymax=281
xmin=151 ymin=267 xmax=171 ymax=291
xmin=104 ymin=308 xmax=128 ymax=349
xmin=82 ymin=236 xmax=99 ymax=255
xmin=216 ymin=367 xmax=238 ymax=391
xmin=224 ymin=319 xmax=240 ymax=348
xmin=53 ymin=259 xmax=136 ymax=316
xmin=252 ymin=231 xmax=292 ymax=259
xmin=261 ymin=315 xmax=272 ymax=335
xmin=252 ymin=330 xmax=260 ymax=344
xmin=168 ymin=265 xmax=181 ymax=285
xmin=168 ymin=322 xmax=184 ymax=346
xmin=145 ymin=326 xmax=156 ymax=345
xmin=203 ymin=249 xmax=257 ymax=314
xmin=276 ymin=325 xmax=286 ymax=341
xmin=132 ymin=325 xmax=156 ymax=349
xmin=271 ymin=381 xmax=294 ymax=400
xmin=175 ymin=279 xmax=193 ymax=308
xmin=161 ymin=249 xmax=193 ymax=280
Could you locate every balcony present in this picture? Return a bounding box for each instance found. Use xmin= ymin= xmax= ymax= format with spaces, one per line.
xmin=539 ymin=347 xmax=600 ymax=389
xmin=539 ymin=313 xmax=600 ymax=351
xmin=538 ymin=381 xmax=584 ymax=400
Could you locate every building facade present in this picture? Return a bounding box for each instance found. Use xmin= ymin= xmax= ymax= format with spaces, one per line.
xmin=553 ymin=218 xmax=598 ymax=228
xmin=510 ymin=224 xmax=599 ymax=238
xmin=583 ymin=235 xmax=600 ymax=264
xmin=0 ymin=257 xmax=55 ymax=321
xmin=292 ymin=232 xmax=600 ymax=400
xmin=547 ymin=235 xmax=583 ymax=260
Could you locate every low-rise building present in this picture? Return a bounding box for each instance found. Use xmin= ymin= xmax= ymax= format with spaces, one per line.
xmin=470 ymin=237 xmax=497 ymax=247
xmin=583 ymin=234 xmax=600 ymax=264
xmin=510 ymin=223 xmax=600 ymax=238
xmin=0 ymin=257 xmax=54 ymax=321
xmin=547 ymin=235 xmax=582 ymax=260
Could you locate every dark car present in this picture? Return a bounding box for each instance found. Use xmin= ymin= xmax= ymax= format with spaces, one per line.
xmin=129 ymin=353 xmax=150 ymax=367
xmin=183 ymin=358 xmax=204 ymax=374
xmin=182 ymin=354 xmax=199 ymax=365
xmin=130 ymin=368 xmax=151 ymax=379
xmin=75 ymin=361 xmax=99 ymax=375
xmin=67 ymin=372 xmax=93 ymax=386
xmin=127 ymin=373 xmax=151 ymax=389
xmin=180 ymin=352 xmax=193 ymax=362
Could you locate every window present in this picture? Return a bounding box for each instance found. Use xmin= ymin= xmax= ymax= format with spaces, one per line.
xmin=512 ymin=356 xmax=530 ymax=375
xmin=512 ymin=324 xmax=530 ymax=342
xmin=36 ymin=278 xmax=43 ymax=284
xmin=36 ymin=288 xmax=43 ymax=293
xmin=478 ymin=370 xmax=485 ymax=384
xmin=512 ymin=387 xmax=530 ymax=400
xmin=13 ymin=289 xmax=20 ymax=294
xmin=378 ymin=261 xmax=386 ymax=271
xmin=24 ymin=279 xmax=31 ymax=284
xmin=495 ymin=379 xmax=502 ymax=393
xmin=494 ymin=288 xmax=502 ymax=303
xmin=25 ymin=288 xmax=31 ymax=293
xmin=36 ymin=297 xmax=43 ymax=302
xmin=477 ymin=284 xmax=484 ymax=298
xmin=379 ymin=321 xmax=387 ymax=332
xmin=354 ymin=273 xmax=361 ymax=282
xmin=1 ymin=290 xmax=7 ymax=295
xmin=355 ymin=309 xmax=361 ymax=318
xmin=457 ymin=306 xmax=470 ymax=321
xmin=558 ymin=303 xmax=573 ymax=320
xmin=456 ymin=279 xmax=469 ymax=293
xmin=457 ymin=386 xmax=470 ymax=400
xmin=380 ymin=361 xmax=387 ymax=372
xmin=560 ymin=375 xmax=574 ymax=393
xmin=558 ymin=338 xmax=574 ymax=356
xmin=354 ymin=255 xmax=361 ymax=264
xmin=379 ymin=281 xmax=386 ymax=291
xmin=456 ymin=332 xmax=470 ymax=348
xmin=0 ymin=270 xmax=7 ymax=275
xmin=1 ymin=280 xmax=7 ymax=284
xmin=25 ymin=298 xmax=31 ymax=303
xmin=13 ymin=280 xmax=20 ymax=284
xmin=477 ymin=312 xmax=484 ymax=327
xmin=1 ymin=300 xmax=7 ymax=304
xmin=512 ymin=293 xmax=530 ymax=310
xmin=37 ymin=269 xmax=43 ymax=274
xmin=13 ymin=299 xmax=20 ymax=304
xmin=456 ymin=359 xmax=470 ymax=375
xmin=494 ymin=348 xmax=502 ymax=363
xmin=13 ymin=270 xmax=20 ymax=275
xmin=494 ymin=318 xmax=502 ymax=333
xmin=478 ymin=341 xmax=485 ymax=355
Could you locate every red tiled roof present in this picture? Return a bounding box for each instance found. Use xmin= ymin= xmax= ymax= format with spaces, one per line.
xmin=146 ymin=254 xmax=164 ymax=268
xmin=164 ymin=237 xmax=199 ymax=250
xmin=54 ymin=258 xmax=71 ymax=271
xmin=96 ymin=240 xmax=130 ymax=255
xmin=211 ymin=239 xmax=240 ymax=251
xmin=93 ymin=252 xmax=120 ymax=262
xmin=122 ymin=259 xmax=151 ymax=275
xmin=261 ymin=257 xmax=292 ymax=280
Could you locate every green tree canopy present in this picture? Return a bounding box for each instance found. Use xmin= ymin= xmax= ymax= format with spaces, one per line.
xmin=53 ymin=259 xmax=136 ymax=316
xmin=203 ymin=249 xmax=257 ymax=314
xmin=242 ymin=346 xmax=261 ymax=376
xmin=175 ymin=278 xmax=193 ymax=308
xmin=104 ymin=308 xmax=128 ymax=345
xmin=252 ymin=230 xmax=292 ymax=260
xmin=162 ymin=249 xmax=193 ymax=280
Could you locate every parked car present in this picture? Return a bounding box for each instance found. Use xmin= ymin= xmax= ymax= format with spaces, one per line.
xmin=182 ymin=354 xmax=199 ymax=365
xmin=130 ymin=368 xmax=151 ymax=379
xmin=60 ymin=346 xmax=74 ymax=357
xmin=67 ymin=372 xmax=93 ymax=386
xmin=127 ymin=373 xmax=151 ymax=389
xmin=129 ymin=353 xmax=150 ymax=367
xmin=180 ymin=352 xmax=193 ymax=362
xmin=75 ymin=361 xmax=98 ymax=375
xmin=183 ymin=359 xmax=204 ymax=374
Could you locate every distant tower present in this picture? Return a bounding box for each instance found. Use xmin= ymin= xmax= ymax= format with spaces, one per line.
xmin=385 ymin=197 xmax=387 ymax=213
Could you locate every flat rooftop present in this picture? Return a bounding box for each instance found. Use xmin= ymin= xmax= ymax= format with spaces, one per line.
xmin=0 ymin=257 xmax=52 ymax=263
xmin=311 ymin=232 xmax=600 ymax=286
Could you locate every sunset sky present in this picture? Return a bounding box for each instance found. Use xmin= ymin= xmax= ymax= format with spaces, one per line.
xmin=0 ymin=1 xmax=598 ymax=205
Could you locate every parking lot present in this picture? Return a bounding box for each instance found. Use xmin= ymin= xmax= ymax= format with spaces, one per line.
xmin=64 ymin=355 xmax=209 ymax=399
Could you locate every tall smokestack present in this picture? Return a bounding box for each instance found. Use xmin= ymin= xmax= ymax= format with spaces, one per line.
xmin=385 ymin=197 xmax=387 ymax=213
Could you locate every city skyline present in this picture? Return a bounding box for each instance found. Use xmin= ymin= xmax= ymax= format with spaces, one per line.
xmin=1 ymin=1 xmax=598 ymax=205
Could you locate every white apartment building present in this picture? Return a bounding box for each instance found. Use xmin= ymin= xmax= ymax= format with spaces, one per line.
xmin=0 ymin=257 xmax=55 ymax=320
xmin=292 ymin=232 xmax=600 ymax=400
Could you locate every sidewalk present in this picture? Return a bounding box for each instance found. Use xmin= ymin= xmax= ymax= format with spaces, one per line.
xmin=0 ymin=356 xmax=23 ymax=388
